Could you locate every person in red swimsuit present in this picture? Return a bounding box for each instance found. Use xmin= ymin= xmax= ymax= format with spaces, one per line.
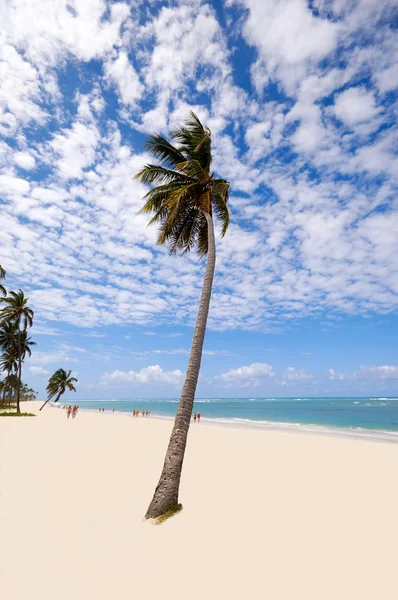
xmin=197 ymin=412 xmax=201 ymax=423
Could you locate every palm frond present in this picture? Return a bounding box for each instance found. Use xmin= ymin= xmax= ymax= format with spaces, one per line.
xmin=211 ymin=192 xmax=230 ymax=237
xmin=144 ymin=135 xmax=187 ymax=168
xmin=134 ymin=165 xmax=192 ymax=186
xmin=174 ymin=159 xmax=204 ymax=180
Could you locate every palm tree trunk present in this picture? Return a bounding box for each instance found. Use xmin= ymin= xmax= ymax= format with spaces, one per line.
xmin=39 ymin=390 xmax=62 ymax=412
xmin=145 ymin=212 xmax=216 ymax=519
xmin=16 ymin=330 xmax=21 ymax=414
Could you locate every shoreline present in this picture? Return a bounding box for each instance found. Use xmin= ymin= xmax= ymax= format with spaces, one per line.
xmin=50 ymin=402 xmax=398 ymax=444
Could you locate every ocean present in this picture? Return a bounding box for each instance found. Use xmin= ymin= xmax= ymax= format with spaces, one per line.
xmin=61 ymin=397 xmax=398 ymax=440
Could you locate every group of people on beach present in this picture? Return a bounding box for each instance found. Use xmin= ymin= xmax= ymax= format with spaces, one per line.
xmin=64 ymin=405 xmax=78 ymax=419
xmin=193 ymin=412 xmax=201 ymax=423
xmin=132 ymin=410 xmax=151 ymax=417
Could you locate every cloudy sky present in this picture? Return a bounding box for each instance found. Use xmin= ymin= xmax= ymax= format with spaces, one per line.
xmin=1 ymin=0 xmax=397 ymax=399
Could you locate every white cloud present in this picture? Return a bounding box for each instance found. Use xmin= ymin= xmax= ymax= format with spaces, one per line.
xmin=355 ymin=365 xmax=398 ymax=381
xmin=282 ymin=367 xmax=315 ymax=384
xmin=0 ymin=43 xmax=46 ymax=136
xmin=327 ymin=368 xmax=346 ymax=381
xmin=333 ymin=86 xmax=380 ymax=126
xmin=328 ymin=365 xmax=398 ymax=381
xmin=230 ymin=0 xmax=339 ymax=92
xmin=101 ymin=365 xmax=184 ymax=386
xmin=104 ymin=51 xmax=144 ymax=106
xmin=3 ymin=0 xmax=130 ymax=66
xmin=14 ymin=151 xmax=36 ymax=170
xmin=49 ymin=121 xmax=100 ymax=180
xmin=29 ymin=351 xmax=79 ymax=366
xmin=216 ymin=362 xmax=275 ymax=386
xmin=374 ymin=63 xmax=398 ymax=94
xmin=29 ymin=366 xmax=49 ymax=376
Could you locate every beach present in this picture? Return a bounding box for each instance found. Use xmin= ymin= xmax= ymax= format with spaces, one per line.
xmin=1 ymin=402 xmax=397 ymax=599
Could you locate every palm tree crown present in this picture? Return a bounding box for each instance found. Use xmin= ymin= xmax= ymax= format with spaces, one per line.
xmin=0 ymin=290 xmax=34 ymax=329
xmin=135 ymin=111 xmax=230 ymax=256
xmin=46 ymin=369 xmax=78 ymax=402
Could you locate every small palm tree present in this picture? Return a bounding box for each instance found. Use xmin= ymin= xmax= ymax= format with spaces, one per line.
xmin=39 ymin=369 xmax=78 ymax=411
xmin=135 ymin=112 xmax=230 ymax=519
xmin=0 ymin=265 xmax=6 ymax=297
xmin=0 ymin=290 xmax=34 ymax=413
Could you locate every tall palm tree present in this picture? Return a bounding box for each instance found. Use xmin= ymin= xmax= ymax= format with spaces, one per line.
xmin=39 ymin=369 xmax=78 ymax=411
xmin=0 ymin=350 xmax=18 ymax=406
xmin=0 ymin=322 xmax=18 ymax=407
xmin=0 ymin=290 xmax=34 ymax=413
xmin=135 ymin=112 xmax=230 ymax=519
xmin=0 ymin=265 xmax=6 ymax=297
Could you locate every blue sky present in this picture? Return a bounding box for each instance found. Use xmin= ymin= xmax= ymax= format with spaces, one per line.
xmin=1 ymin=0 xmax=397 ymax=398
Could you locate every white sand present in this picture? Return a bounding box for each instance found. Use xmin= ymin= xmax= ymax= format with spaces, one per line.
xmin=1 ymin=401 xmax=397 ymax=599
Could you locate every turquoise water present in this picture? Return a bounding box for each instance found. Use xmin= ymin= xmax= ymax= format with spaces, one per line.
xmin=61 ymin=397 xmax=398 ymax=437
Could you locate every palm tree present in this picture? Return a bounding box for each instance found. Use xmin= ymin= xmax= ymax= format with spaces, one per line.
xmin=135 ymin=112 xmax=230 ymax=519
xmin=0 ymin=265 xmax=6 ymax=297
xmin=0 ymin=290 xmax=34 ymax=413
xmin=0 ymin=350 xmax=18 ymax=405
xmin=39 ymin=369 xmax=78 ymax=411
xmin=0 ymin=350 xmax=18 ymax=407
xmin=0 ymin=322 xmax=18 ymax=407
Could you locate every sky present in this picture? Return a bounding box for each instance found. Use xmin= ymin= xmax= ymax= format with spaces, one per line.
xmin=0 ymin=0 xmax=398 ymax=399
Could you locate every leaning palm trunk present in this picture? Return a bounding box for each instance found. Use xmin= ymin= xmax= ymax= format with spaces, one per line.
xmin=145 ymin=213 xmax=216 ymax=519
xmin=39 ymin=390 xmax=62 ymax=412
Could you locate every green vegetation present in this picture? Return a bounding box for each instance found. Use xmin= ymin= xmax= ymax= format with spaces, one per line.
xmin=153 ymin=504 xmax=183 ymax=525
xmin=135 ymin=112 xmax=230 ymax=520
xmin=0 ymin=411 xmax=35 ymax=417
xmin=0 ymin=276 xmax=35 ymax=414
xmin=0 ymin=266 xmax=77 ymax=417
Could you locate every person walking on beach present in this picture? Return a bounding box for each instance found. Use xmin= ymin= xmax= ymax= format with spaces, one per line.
xmin=193 ymin=412 xmax=197 ymax=423
xmin=197 ymin=412 xmax=201 ymax=423
xmin=66 ymin=406 xmax=71 ymax=419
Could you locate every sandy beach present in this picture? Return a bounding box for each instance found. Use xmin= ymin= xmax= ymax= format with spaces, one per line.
xmin=1 ymin=401 xmax=397 ymax=599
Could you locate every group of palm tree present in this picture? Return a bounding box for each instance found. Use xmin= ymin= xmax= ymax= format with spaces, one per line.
xmin=1 ymin=112 xmax=229 ymax=520
xmin=0 ymin=267 xmax=77 ymax=413
xmin=0 ymin=267 xmax=35 ymax=414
